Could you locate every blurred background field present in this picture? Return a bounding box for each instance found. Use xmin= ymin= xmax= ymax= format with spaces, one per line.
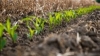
xmin=0 ymin=0 xmax=99 ymax=22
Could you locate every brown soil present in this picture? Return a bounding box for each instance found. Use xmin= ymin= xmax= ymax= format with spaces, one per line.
xmin=0 ymin=10 xmax=100 ymax=56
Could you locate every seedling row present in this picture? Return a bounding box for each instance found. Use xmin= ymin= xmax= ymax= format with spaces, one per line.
xmin=0 ymin=5 xmax=100 ymax=51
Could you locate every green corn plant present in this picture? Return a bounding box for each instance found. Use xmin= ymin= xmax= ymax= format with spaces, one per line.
xmin=76 ymin=8 xmax=85 ymax=16
xmin=27 ymin=26 xmax=35 ymax=40
xmin=4 ymin=19 xmax=18 ymax=43
xmin=89 ymin=5 xmax=100 ymax=11
xmin=5 ymin=18 xmax=11 ymax=35
xmin=48 ymin=14 xmax=55 ymax=30
xmin=10 ymin=25 xmax=18 ymax=43
xmin=75 ymin=5 xmax=98 ymax=16
xmin=0 ymin=38 xmax=6 ymax=51
xmin=0 ymin=23 xmax=6 ymax=51
xmin=54 ymin=12 xmax=62 ymax=26
xmin=33 ymin=17 xmax=45 ymax=35
xmin=0 ymin=23 xmax=4 ymax=38
xmin=64 ymin=10 xmax=76 ymax=22
xmin=81 ymin=8 xmax=87 ymax=14
xmin=22 ymin=16 xmax=36 ymax=26
xmin=70 ymin=10 xmax=76 ymax=18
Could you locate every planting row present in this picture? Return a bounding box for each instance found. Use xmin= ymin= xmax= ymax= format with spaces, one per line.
xmin=0 ymin=5 xmax=100 ymax=51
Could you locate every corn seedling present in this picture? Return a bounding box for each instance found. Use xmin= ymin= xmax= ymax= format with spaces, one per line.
xmin=33 ymin=17 xmax=45 ymax=35
xmin=64 ymin=10 xmax=76 ymax=22
xmin=48 ymin=14 xmax=55 ymax=30
xmin=0 ymin=23 xmax=4 ymax=38
xmin=0 ymin=38 xmax=6 ymax=51
xmin=22 ymin=16 xmax=36 ymax=26
xmin=75 ymin=7 xmax=86 ymax=16
xmin=4 ymin=19 xmax=18 ymax=43
xmin=54 ymin=12 xmax=63 ymax=26
xmin=0 ymin=23 xmax=6 ymax=51
xmin=75 ymin=5 xmax=100 ymax=16
xmin=27 ymin=26 xmax=35 ymax=40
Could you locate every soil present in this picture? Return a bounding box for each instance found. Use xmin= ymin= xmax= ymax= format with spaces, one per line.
xmin=0 ymin=10 xmax=100 ymax=56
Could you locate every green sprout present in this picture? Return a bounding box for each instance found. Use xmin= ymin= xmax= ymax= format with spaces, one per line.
xmin=4 ymin=19 xmax=18 ymax=43
xmin=0 ymin=23 xmax=6 ymax=51
xmin=0 ymin=23 xmax=4 ymax=38
xmin=48 ymin=14 xmax=55 ymax=30
xmin=54 ymin=12 xmax=62 ymax=26
xmin=0 ymin=5 xmax=99 ymax=51
xmin=0 ymin=38 xmax=6 ymax=51
xmin=64 ymin=10 xmax=76 ymax=22
xmin=27 ymin=26 xmax=35 ymax=40
xmin=33 ymin=17 xmax=45 ymax=35
xmin=75 ymin=5 xmax=100 ymax=16
xmin=76 ymin=7 xmax=88 ymax=16
xmin=22 ymin=16 xmax=36 ymax=26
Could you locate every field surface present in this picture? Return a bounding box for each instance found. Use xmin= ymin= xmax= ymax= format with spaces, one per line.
xmin=0 ymin=0 xmax=100 ymax=56
xmin=0 ymin=9 xmax=100 ymax=56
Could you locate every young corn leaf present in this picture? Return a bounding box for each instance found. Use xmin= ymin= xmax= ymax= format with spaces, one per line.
xmin=41 ymin=21 xmax=44 ymax=30
xmin=27 ymin=26 xmax=35 ymax=40
xmin=11 ymin=33 xmax=17 ymax=43
xmin=5 ymin=19 xmax=11 ymax=34
xmin=35 ymin=27 xmax=41 ymax=35
xmin=55 ymin=12 xmax=62 ymax=25
xmin=10 ymin=25 xmax=18 ymax=43
xmin=33 ymin=18 xmax=44 ymax=34
xmin=0 ymin=38 xmax=6 ymax=51
xmin=49 ymin=15 xmax=54 ymax=24
xmin=22 ymin=16 xmax=36 ymax=26
xmin=49 ymin=15 xmax=54 ymax=30
xmin=64 ymin=11 xmax=72 ymax=22
xmin=4 ymin=19 xmax=18 ymax=43
xmin=11 ymin=25 xmax=18 ymax=36
xmin=22 ymin=16 xmax=36 ymax=21
xmin=0 ymin=23 xmax=4 ymax=38
xmin=0 ymin=23 xmax=6 ymax=51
